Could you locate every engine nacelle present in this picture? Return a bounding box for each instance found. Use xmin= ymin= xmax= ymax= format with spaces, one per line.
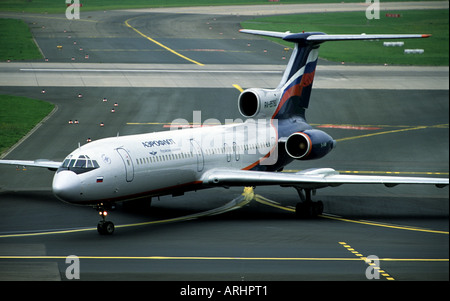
xmin=238 ymin=88 xmax=280 ymax=118
xmin=285 ymin=129 xmax=336 ymax=160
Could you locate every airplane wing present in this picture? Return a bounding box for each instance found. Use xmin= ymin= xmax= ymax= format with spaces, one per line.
xmin=201 ymin=168 xmax=449 ymax=189
xmin=0 ymin=159 xmax=62 ymax=171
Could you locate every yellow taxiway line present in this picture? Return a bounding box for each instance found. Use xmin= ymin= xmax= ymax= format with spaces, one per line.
xmin=124 ymin=17 xmax=204 ymax=66
xmin=254 ymin=195 xmax=449 ymax=235
xmin=0 ymin=255 xmax=447 ymax=262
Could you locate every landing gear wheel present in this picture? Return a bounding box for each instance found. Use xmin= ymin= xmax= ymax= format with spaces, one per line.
xmin=314 ymin=201 xmax=324 ymax=216
xmin=97 ymin=221 xmax=115 ymax=235
xmin=95 ymin=203 xmax=115 ymax=235
xmin=294 ymin=188 xmax=324 ymax=218
xmin=295 ymin=201 xmax=323 ymax=218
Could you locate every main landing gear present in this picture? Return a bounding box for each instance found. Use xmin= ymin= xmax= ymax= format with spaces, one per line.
xmin=96 ymin=203 xmax=115 ymax=235
xmin=294 ymin=187 xmax=324 ymax=218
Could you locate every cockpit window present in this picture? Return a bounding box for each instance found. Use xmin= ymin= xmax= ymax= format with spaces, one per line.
xmin=75 ymin=157 xmax=86 ymax=168
xmin=60 ymin=155 xmax=99 ymax=174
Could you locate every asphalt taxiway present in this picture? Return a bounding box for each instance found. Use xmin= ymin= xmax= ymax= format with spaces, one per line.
xmin=0 ymin=3 xmax=448 ymax=285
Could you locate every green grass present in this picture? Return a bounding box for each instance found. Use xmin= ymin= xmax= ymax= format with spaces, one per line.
xmin=0 ymin=0 xmax=438 ymax=14
xmin=0 ymin=19 xmax=43 ymax=61
xmin=242 ymin=10 xmax=449 ymax=65
xmin=0 ymin=95 xmax=54 ymax=155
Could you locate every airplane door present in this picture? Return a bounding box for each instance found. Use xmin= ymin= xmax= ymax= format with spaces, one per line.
xmin=233 ymin=142 xmax=240 ymax=162
xmin=224 ymin=143 xmax=231 ymax=163
xmin=190 ymin=139 xmax=204 ymax=172
xmin=116 ymin=148 xmax=134 ymax=182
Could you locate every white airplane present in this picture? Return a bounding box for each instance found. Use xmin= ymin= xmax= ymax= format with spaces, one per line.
xmin=1 ymin=30 xmax=448 ymax=235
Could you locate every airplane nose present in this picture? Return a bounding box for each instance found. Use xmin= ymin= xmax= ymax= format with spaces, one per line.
xmin=52 ymin=170 xmax=82 ymax=203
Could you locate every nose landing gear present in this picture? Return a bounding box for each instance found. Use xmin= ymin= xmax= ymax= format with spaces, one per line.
xmin=96 ymin=203 xmax=115 ymax=235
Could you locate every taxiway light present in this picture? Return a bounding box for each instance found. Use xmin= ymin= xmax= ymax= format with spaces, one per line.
xmin=404 ymin=49 xmax=424 ymax=54
xmin=383 ymin=41 xmax=404 ymax=47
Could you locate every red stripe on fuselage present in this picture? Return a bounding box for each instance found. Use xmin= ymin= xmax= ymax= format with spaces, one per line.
xmin=272 ymin=70 xmax=315 ymax=119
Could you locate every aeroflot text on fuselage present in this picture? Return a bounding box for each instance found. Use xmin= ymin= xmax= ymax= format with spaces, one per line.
xmin=142 ymin=139 xmax=176 ymax=148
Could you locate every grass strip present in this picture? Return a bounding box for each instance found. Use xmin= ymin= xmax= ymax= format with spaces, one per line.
xmin=0 ymin=0 xmax=430 ymax=14
xmin=0 ymin=18 xmax=43 ymax=61
xmin=0 ymin=95 xmax=54 ymax=156
xmin=241 ymin=10 xmax=449 ymax=65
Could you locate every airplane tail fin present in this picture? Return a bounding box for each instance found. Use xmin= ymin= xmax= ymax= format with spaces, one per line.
xmin=240 ymin=30 xmax=430 ymax=119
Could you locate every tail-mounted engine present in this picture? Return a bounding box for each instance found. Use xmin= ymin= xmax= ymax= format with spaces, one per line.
xmin=285 ymin=129 xmax=336 ymax=160
xmin=238 ymin=88 xmax=280 ymax=118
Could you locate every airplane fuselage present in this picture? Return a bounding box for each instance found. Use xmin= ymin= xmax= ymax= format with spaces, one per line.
xmin=53 ymin=119 xmax=283 ymax=205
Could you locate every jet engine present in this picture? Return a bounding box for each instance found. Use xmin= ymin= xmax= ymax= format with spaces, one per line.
xmin=238 ymin=88 xmax=280 ymax=118
xmin=285 ymin=129 xmax=336 ymax=160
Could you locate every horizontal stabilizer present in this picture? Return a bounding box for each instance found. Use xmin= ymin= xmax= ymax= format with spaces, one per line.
xmin=239 ymin=29 xmax=292 ymax=39
xmin=306 ymin=33 xmax=431 ymax=42
xmin=239 ymin=29 xmax=431 ymax=44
